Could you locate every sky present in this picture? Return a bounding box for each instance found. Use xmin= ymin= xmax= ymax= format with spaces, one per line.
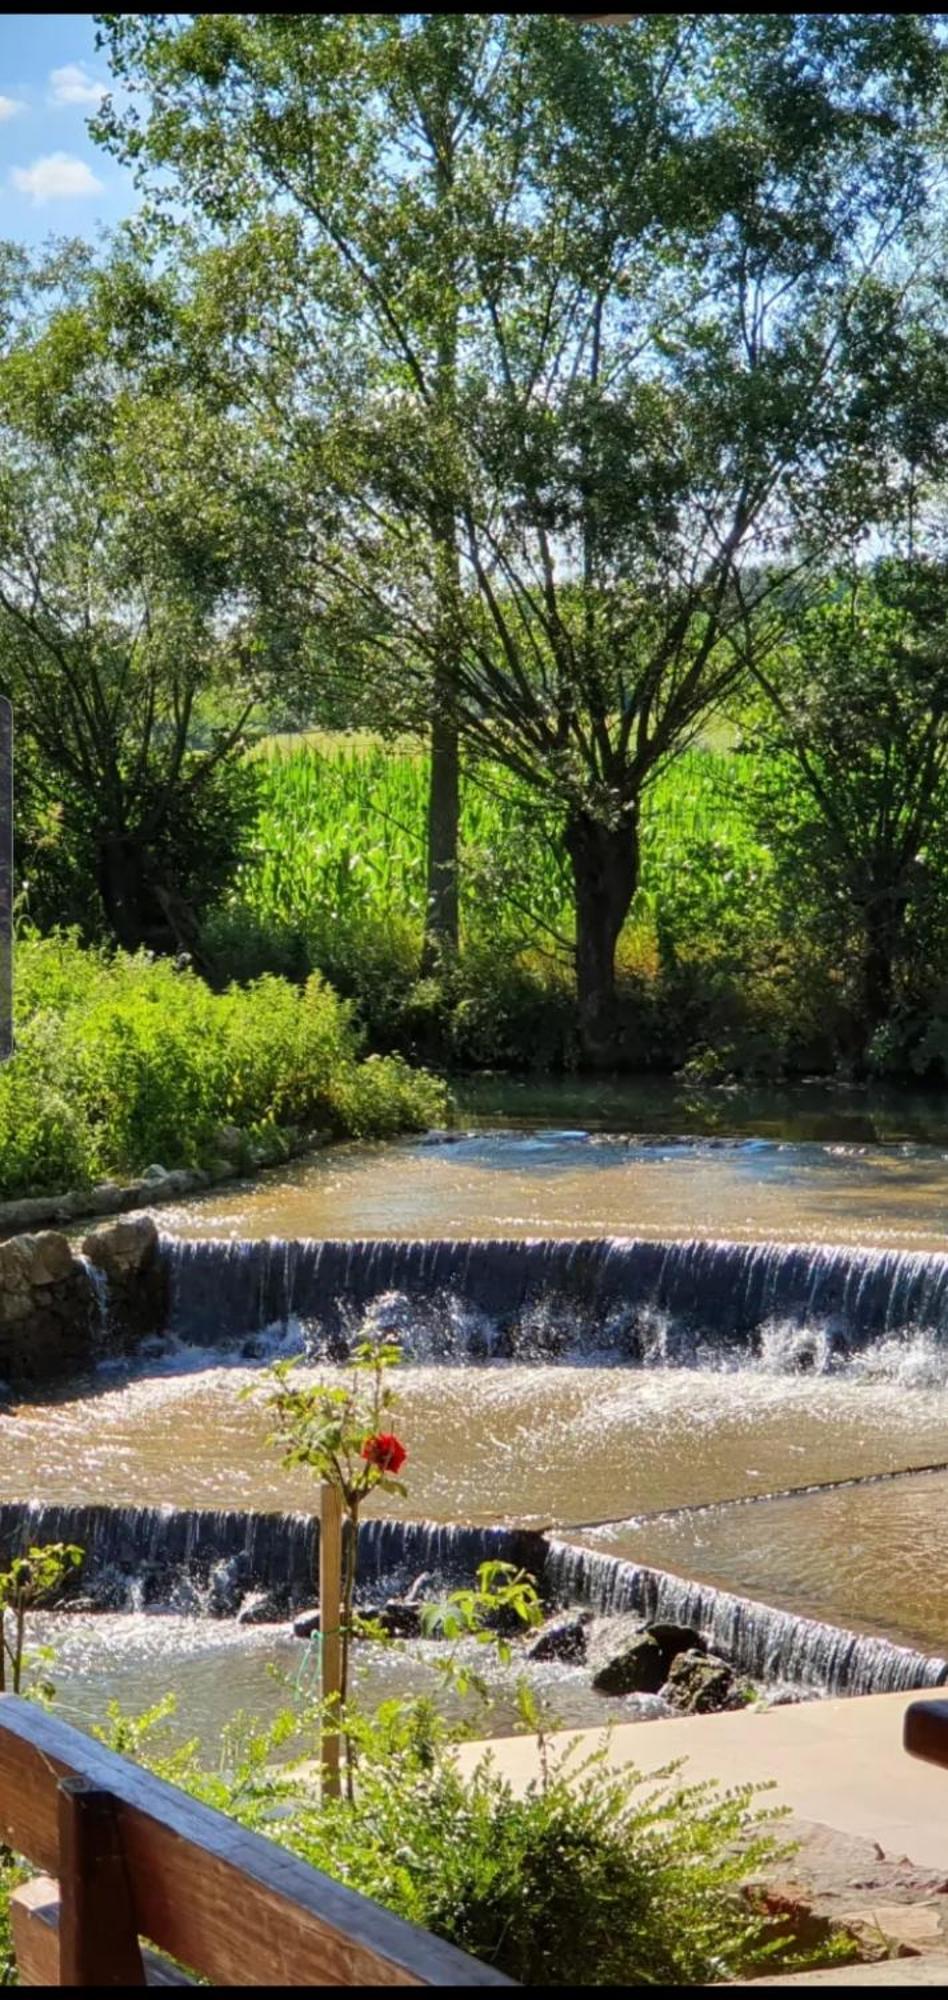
xmin=0 ymin=13 xmax=139 ymax=249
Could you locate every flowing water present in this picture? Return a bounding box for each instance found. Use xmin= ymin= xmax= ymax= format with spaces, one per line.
xmin=16 ymin=1088 xmax=948 ymax=1747
xmin=160 ymin=1128 xmax=948 ymax=1250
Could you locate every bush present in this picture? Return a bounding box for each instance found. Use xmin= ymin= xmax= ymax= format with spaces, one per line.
xmin=74 ymin=1692 xmax=812 ymax=1989
xmin=0 ymin=931 xmax=449 ymax=1199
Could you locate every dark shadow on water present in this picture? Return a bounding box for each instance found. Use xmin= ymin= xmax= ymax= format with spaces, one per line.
xmin=453 ymin=1073 xmax=948 ymax=1144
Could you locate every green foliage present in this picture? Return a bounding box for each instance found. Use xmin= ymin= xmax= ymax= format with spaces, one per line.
xmin=0 ymin=1542 xmax=81 ymax=1698
xmin=0 ymin=242 xmax=285 ymax=953
xmin=206 ymin=733 xmax=839 ymax=1077
xmin=257 ymin=1336 xmax=407 ymax=1519
xmin=96 ymin=11 xmax=948 ymax=1040
xmin=0 ymin=1852 xmax=25 ymax=1988
xmin=0 ymin=932 xmax=449 ymax=1198
xmin=79 ymin=1685 xmax=802 ymax=1988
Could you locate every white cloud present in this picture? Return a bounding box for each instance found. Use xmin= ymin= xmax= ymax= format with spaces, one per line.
xmin=0 ymin=96 xmax=26 ymax=124
xmin=10 ymin=152 xmax=104 ymax=205
xmin=49 ymin=63 xmax=106 ymax=108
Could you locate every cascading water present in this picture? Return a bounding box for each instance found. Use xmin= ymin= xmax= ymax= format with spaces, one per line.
xmin=76 ymin=1254 xmax=110 ymax=1345
xmin=161 ymin=1232 xmax=948 ymax=1367
xmin=0 ymin=1500 xmax=546 ymax=1614
xmin=4 ymin=1499 xmax=943 ymax=1700
xmin=542 ymin=1539 xmax=948 ymax=1695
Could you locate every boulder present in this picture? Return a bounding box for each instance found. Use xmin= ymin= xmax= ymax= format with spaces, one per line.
xmin=377 ymin=1597 xmax=423 ymax=1638
xmin=0 ymin=1234 xmax=39 ymax=1293
xmin=527 ymin=1610 xmax=593 ymax=1664
xmin=236 ymin=1590 xmax=284 ymax=1627
xmin=293 ymin=1607 xmax=320 ymax=1640
xmin=661 ymin=1647 xmax=741 ymax=1714
xmin=588 ymin=1615 xmax=666 ymax=1695
xmin=87 ymin=1182 xmax=127 ymax=1215
xmin=644 ymin=1621 xmax=706 ymax=1668
xmin=214 ymin=1125 xmax=246 ymax=1162
xmin=0 ymin=1287 xmax=33 ymax=1325
xmin=141 ymin=1165 xmax=169 ymax=1185
xmin=0 ymin=1196 xmax=64 ymax=1233
xmin=82 ymin=1215 xmax=159 ymax=1280
xmin=28 ymin=1231 xmax=75 ymax=1287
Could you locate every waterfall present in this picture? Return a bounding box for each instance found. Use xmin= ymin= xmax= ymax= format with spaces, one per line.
xmin=0 ymin=1501 xmax=545 ymax=1613
xmin=543 ymin=1540 xmax=948 ymax=1696
xmin=161 ymin=1232 xmax=948 ymax=1367
xmin=76 ymin=1255 xmax=110 ymax=1348
xmin=4 ymin=1496 xmax=943 ymax=1699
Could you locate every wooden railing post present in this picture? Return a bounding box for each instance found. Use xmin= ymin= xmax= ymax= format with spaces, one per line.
xmin=319 ymin=1482 xmax=343 ymax=1802
xmin=58 ymin=1778 xmax=146 ymax=1987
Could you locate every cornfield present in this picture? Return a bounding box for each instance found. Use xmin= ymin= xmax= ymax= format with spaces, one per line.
xmin=232 ymin=734 xmax=775 ymax=964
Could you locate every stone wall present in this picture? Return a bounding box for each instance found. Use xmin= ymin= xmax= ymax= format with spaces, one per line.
xmin=0 ymin=1216 xmax=167 ymax=1391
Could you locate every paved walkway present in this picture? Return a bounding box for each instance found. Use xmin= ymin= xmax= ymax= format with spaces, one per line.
xmin=458 ymin=1687 xmax=948 ymax=1872
xmin=460 ymin=1689 xmax=948 ymax=1983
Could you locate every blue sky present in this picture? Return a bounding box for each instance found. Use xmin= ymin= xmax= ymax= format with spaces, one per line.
xmin=0 ymin=13 xmax=138 ymax=249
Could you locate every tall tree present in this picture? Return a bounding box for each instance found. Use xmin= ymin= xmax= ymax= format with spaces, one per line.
xmin=0 ymin=245 xmax=276 ymax=952
xmin=746 ymin=560 xmax=948 ymax=1058
xmin=97 ymin=12 xmax=512 ymax=966
xmin=98 ymin=12 xmax=948 ymax=1056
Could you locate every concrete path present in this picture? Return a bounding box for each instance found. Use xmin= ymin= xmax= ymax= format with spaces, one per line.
xmin=459 ymin=1689 xmax=948 ymax=1982
xmin=457 ymin=1687 xmax=948 ymax=1874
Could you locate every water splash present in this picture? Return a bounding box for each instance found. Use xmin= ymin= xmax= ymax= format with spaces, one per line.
xmin=543 ymin=1539 xmax=948 ymax=1695
xmin=161 ymin=1232 xmax=948 ymax=1371
xmin=1 ymin=1497 xmax=943 ymax=1698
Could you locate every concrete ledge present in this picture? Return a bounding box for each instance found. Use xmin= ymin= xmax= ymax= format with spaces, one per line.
xmin=457 ymin=1687 xmax=948 ymax=1873
xmin=728 ymin=1958 xmax=948 ymax=1986
xmin=0 ymin=1130 xmax=333 ymax=1240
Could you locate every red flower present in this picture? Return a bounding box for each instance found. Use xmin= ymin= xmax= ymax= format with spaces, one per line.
xmin=360 ymin=1431 xmax=407 ymax=1475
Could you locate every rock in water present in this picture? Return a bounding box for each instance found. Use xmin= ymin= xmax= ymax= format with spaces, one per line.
xmin=526 ymin=1610 xmax=593 ymax=1664
xmin=377 ymin=1597 xmax=424 ymax=1638
xmin=644 ymin=1621 xmax=706 ymax=1666
xmin=661 ymin=1648 xmax=740 ymax=1713
xmin=236 ymin=1590 xmax=284 ymax=1627
xmin=588 ymin=1615 xmax=666 ymax=1695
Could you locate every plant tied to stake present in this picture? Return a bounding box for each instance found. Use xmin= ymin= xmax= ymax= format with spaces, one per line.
xmin=255 ymin=1335 xmax=408 ymax=1786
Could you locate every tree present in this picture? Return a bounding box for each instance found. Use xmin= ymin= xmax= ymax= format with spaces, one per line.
xmin=745 ymin=561 xmax=948 ymax=1059
xmin=97 ymin=12 xmax=948 ymax=1056
xmin=0 ymin=244 xmax=278 ymax=952
xmin=96 ymin=11 xmax=512 ymax=967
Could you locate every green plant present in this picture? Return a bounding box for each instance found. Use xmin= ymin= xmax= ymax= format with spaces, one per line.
xmin=0 ymin=931 xmax=449 ymax=1199
xmin=255 ymin=1336 xmax=408 ymax=1763
xmin=0 ymin=1543 xmax=82 ymax=1697
xmin=84 ymin=1684 xmax=803 ymax=1988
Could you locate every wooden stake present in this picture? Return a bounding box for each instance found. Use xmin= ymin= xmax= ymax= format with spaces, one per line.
xmin=319 ymin=1482 xmax=343 ymax=1801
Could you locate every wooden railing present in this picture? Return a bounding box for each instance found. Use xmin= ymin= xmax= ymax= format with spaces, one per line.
xmin=0 ymin=1695 xmax=513 ymax=1987
xmin=905 ymin=1697 xmax=948 ymax=1772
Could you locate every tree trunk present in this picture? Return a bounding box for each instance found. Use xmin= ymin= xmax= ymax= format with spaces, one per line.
xmin=422 ymin=696 xmax=460 ymax=969
xmin=857 ymin=871 xmax=913 ymax=1060
xmin=96 ymin=833 xmax=147 ymax=949
xmin=861 ymin=931 xmax=895 ymax=1042
xmin=565 ymin=809 xmax=640 ymax=1067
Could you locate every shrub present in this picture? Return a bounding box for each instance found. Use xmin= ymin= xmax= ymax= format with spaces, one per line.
xmin=0 ymin=931 xmax=449 ymax=1199
xmin=76 ymin=1692 xmax=808 ymax=1989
